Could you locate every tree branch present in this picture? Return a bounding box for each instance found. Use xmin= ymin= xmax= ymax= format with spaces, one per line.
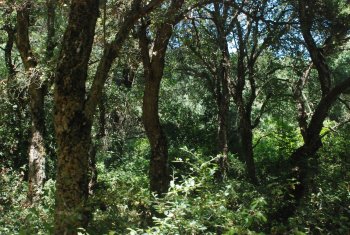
xmin=84 ymin=0 xmax=164 ymax=122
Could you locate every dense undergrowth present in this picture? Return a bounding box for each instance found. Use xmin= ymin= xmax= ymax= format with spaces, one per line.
xmin=1 ymin=132 xmax=349 ymax=234
xmin=1 ymin=78 xmax=349 ymax=235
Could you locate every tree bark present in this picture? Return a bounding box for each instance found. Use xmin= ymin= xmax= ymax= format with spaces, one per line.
xmin=139 ymin=26 xmax=172 ymax=196
xmin=53 ymin=0 xmax=99 ymax=233
xmin=52 ymin=1 xmax=164 ymax=232
xmin=143 ymin=77 xmax=170 ymax=196
xmin=53 ymin=1 xmax=164 ymax=231
xmin=238 ymin=113 xmax=258 ymax=184
xmin=16 ymin=2 xmax=47 ymax=204
xmin=289 ymin=77 xmax=350 ymax=212
xmin=216 ymin=89 xmax=229 ymax=180
xmin=234 ymin=24 xmax=258 ymax=184
xmin=46 ymin=0 xmax=56 ymax=61
xmin=214 ymin=3 xmax=230 ymax=180
xmin=139 ymin=0 xmax=184 ymax=196
xmin=54 ymin=0 xmax=166 ymax=230
xmin=283 ymin=0 xmax=350 ymax=219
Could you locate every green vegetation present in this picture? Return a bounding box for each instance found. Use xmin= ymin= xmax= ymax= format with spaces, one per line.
xmin=0 ymin=0 xmax=349 ymax=234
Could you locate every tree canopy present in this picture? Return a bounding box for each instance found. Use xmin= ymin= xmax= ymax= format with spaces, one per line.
xmin=0 ymin=0 xmax=349 ymax=234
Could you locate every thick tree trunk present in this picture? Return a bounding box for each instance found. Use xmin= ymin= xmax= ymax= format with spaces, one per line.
xmin=54 ymin=117 xmax=92 ymax=233
xmin=53 ymin=1 xmax=99 ymax=233
xmin=53 ymin=1 xmax=164 ymax=232
xmin=143 ymin=78 xmax=170 ymax=196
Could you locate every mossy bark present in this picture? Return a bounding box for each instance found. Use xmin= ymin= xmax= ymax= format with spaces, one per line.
xmin=53 ymin=1 xmax=99 ymax=233
xmin=16 ymin=2 xmax=47 ymax=203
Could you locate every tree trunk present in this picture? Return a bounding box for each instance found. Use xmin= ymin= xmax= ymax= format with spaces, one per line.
xmin=46 ymin=0 xmax=56 ymax=60
xmin=27 ymin=80 xmax=46 ymax=203
xmin=286 ymin=77 xmax=350 ymax=219
xmin=54 ymin=116 xmax=92 ymax=233
xmin=238 ymin=112 xmax=258 ymax=184
xmin=235 ymin=69 xmax=257 ymax=184
xmin=233 ymin=18 xmax=258 ymax=184
xmin=140 ymin=30 xmax=171 ymax=195
xmin=53 ymin=0 xmax=164 ymax=232
xmin=215 ymin=74 xmax=229 ymax=180
xmin=16 ymin=2 xmax=47 ymax=203
xmin=290 ymin=142 xmax=320 ymax=205
xmin=216 ymin=98 xmax=229 ymax=179
xmin=212 ymin=4 xmax=231 ymax=180
xmin=139 ymin=0 xmax=184 ymax=196
xmin=280 ymin=1 xmax=350 ymax=220
xmin=53 ymin=0 xmax=99 ymax=233
xmin=235 ymin=59 xmax=257 ymax=184
xmin=216 ymin=51 xmax=230 ymax=180
xmin=3 ymin=21 xmax=26 ymax=169
xmin=142 ymin=78 xmax=170 ymax=196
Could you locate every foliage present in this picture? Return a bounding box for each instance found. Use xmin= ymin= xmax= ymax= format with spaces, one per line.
xmin=0 ymin=168 xmax=55 ymax=234
xmin=0 ymin=0 xmax=350 ymax=234
xmin=128 ymin=149 xmax=268 ymax=235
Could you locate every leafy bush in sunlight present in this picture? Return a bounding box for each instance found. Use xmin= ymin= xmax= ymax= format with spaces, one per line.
xmin=128 ymin=148 xmax=268 ymax=235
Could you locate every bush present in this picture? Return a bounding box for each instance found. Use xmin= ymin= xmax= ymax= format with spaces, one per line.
xmin=0 ymin=167 xmax=55 ymax=234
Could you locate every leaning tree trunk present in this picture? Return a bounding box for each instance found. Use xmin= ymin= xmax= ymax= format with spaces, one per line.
xmin=16 ymin=2 xmax=47 ymax=203
xmin=53 ymin=0 xmax=99 ymax=233
xmin=280 ymin=0 xmax=350 ymax=221
xmin=286 ymin=77 xmax=350 ymax=220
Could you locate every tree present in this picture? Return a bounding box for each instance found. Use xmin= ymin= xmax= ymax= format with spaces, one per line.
xmin=232 ymin=0 xmax=291 ymax=184
xmin=179 ymin=2 xmax=237 ymax=179
xmin=15 ymin=0 xmax=57 ymax=203
xmin=53 ymin=0 xmax=163 ymax=233
xmin=181 ymin=0 xmax=289 ymax=182
xmin=285 ymin=0 xmax=350 ymax=219
xmin=138 ymin=0 xmax=185 ymax=196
